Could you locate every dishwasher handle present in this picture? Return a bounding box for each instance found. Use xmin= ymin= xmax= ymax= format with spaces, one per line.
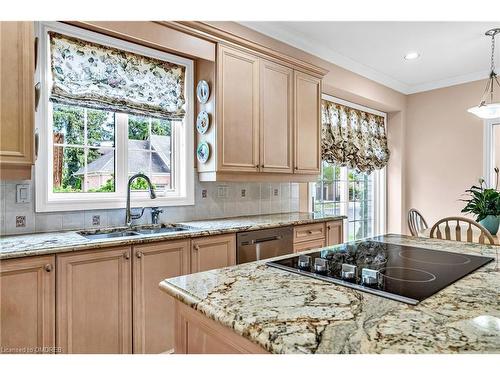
xmin=241 ymin=235 xmax=283 ymax=245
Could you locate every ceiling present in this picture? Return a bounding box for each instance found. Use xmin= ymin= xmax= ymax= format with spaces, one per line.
xmin=239 ymin=22 xmax=500 ymax=94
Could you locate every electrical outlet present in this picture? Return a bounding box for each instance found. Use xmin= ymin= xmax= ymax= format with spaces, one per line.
xmin=217 ymin=185 xmax=228 ymax=199
xmin=273 ymin=188 xmax=279 ymax=197
xmin=241 ymin=189 xmax=246 ymax=198
xmin=92 ymin=215 xmax=100 ymax=226
xmin=201 ymin=189 xmax=208 ymax=199
xmin=15 ymin=216 xmax=26 ymax=228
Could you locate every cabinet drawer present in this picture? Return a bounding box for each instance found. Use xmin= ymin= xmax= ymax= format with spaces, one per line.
xmin=293 ymin=238 xmax=326 ymax=253
xmin=293 ymin=223 xmax=325 ymax=243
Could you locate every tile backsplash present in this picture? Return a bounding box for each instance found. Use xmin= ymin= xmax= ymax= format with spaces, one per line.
xmin=0 ymin=178 xmax=300 ymax=235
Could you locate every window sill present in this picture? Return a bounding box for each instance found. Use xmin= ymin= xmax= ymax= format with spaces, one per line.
xmin=35 ymin=195 xmax=195 ymax=213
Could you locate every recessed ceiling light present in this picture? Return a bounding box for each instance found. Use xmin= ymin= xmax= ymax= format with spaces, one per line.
xmin=404 ymin=52 xmax=420 ymax=60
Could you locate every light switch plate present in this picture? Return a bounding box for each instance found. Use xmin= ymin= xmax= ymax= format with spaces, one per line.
xmin=16 ymin=184 xmax=30 ymax=203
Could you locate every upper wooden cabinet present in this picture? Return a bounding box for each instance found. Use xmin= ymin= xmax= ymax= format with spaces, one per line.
xmin=191 ymin=234 xmax=236 ymax=273
xmin=260 ymin=59 xmax=293 ymax=174
xmin=0 ymin=255 xmax=55 ymax=353
xmin=0 ymin=22 xmax=35 ymax=180
xmin=56 ymin=247 xmax=132 ymax=354
xmin=132 ymin=240 xmax=189 ymax=354
xmin=294 ymin=71 xmax=321 ymax=174
xmin=217 ymin=45 xmax=260 ymax=172
xmin=198 ymin=43 xmax=324 ymax=182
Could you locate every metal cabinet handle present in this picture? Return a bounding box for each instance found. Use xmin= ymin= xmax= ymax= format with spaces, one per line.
xmin=34 ymin=36 xmax=39 ymax=71
xmin=136 ymin=251 xmax=143 ymax=259
xmin=194 ymin=244 xmax=200 ymax=251
xmin=124 ymin=252 xmax=130 ymax=260
xmin=307 ymin=230 xmax=314 ymax=234
xmin=34 ymin=129 xmax=39 ymax=160
xmin=34 ymin=82 xmax=41 ymax=112
xmin=44 ymin=264 xmax=53 ymax=272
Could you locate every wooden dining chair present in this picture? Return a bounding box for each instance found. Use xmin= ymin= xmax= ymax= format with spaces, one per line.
xmin=407 ymin=208 xmax=428 ymax=236
xmin=429 ymin=216 xmax=495 ymax=245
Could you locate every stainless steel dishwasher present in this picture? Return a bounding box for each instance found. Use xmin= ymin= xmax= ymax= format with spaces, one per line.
xmin=236 ymin=226 xmax=293 ymax=264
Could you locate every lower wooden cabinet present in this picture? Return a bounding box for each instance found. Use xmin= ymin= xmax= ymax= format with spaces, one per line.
xmin=56 ymin=247 xmax=132 ymax=354
xmin=191 ymin=234 xmax=236 ymax=273
xmin=293 ymin=238 xmax=326 ymax=253
xmin=326 ymin=220 xmax=344 ymax=246
xmin=174 ymin=300 xmax=267 ymax=354
xmin=292 ymin=220 xmax=344 ymax=253
xmin=132 ymin=240 xmax=189 ymax=354
xmin=0 ymin=255 xmax=55 ymax=354
xmin=1 ymin=225 xmax=338 ymax=354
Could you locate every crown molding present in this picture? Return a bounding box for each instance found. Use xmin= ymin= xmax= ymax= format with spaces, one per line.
xmin=406 ymin=70 xmax=489 ymax=94
xmin=239 ymin=22 xmax=491 ymax=95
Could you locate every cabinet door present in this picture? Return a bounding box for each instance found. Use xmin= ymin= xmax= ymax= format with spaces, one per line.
xmin=326 ymin=220 xmax=344 ymax=246
xmin=191 ymin=234 xmax=236 ymax=273
xmin=0 ymin=255 xmax=55 ymax=353
xmin=294 ymin=71 xmax=321 ymax=174
xmin=0 ymin=22 xmax=34 ymax=177
xmin=217 ymin=45 xmax=260 ymax=172
xmin=133 ymin=240 xmax=189 ymax=354
xmin=260 ymin=59 xmax=293 ymax=173
xmin=57 ymin=247 xmax=132 ymax=354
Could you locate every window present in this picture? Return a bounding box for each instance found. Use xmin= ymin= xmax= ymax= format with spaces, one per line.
xmin=312 ymin=161 xmax=385 ymax=241
xmin=35 ymin=22 xmax=194 ymax=212
xmin=312 ymin=96 xmax=386 ymax=241
xmin=484 ymin=118 xmax=500 ymax=187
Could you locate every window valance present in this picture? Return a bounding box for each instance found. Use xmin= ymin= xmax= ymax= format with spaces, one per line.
xmin=49 ymin=32 xmax=186 ymax=120
xmin=321 ymin=99 xmax=390 ymax=173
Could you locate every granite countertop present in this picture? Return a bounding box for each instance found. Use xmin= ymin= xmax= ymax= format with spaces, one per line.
xmin=0 ymin=212 xmax=344 ymax=260
xmin=159 ymin=234 xmax=500 ymax=354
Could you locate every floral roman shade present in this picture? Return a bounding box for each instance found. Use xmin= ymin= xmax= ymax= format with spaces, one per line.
xmin=49 ymin=32 xmax=186 ymax=119
xmin=321 ymin=99 xmax=390 ymax=173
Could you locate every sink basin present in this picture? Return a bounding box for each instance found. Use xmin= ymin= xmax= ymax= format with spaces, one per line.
xmin=78 ymin=229 xmax=140 ymax=240
xmin=78 ymin=224 xmax=194 ymax=240
xmin=133 ymin=224 xmax=193 ymax=235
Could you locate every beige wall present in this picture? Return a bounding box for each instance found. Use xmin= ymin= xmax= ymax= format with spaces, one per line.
xmin=405 ymin=80 xmax=487 ymax=227
xmin=207 ymin=22 xmax=408 ymax=233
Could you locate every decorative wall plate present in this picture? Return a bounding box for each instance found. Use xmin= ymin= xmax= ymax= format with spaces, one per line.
xmin=196 ymin=80 xmax=210 ymax=104
xmin=196 ymin=141 xmax=210 ymax=164
xmin=196 ymin=111 xmax=210 ymax=134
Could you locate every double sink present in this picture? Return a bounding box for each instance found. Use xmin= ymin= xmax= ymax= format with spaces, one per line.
xmin=78 ymin=223 xmax=194 ymax=241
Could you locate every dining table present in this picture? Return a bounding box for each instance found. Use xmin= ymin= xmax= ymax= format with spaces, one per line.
xmin=419 ymin=228 xmax=499 ymax=245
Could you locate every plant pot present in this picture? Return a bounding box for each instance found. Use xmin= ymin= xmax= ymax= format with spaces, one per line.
xmin=479 ymin=215 xmax=500 ymax=235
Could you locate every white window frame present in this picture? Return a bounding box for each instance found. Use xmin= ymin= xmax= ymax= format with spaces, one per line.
xmin=35 ymin=22 xmax=194 ymax=212
xmin=483 ymin=117 xmax=500 ymax=188
xmin=310 ymin=94 xmax=387 ymax=240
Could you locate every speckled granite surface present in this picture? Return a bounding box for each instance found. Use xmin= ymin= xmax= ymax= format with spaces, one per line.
xmin=0 ymin=212 xmax=344 ymax=260
xmin=160 ymin=234 xmax=500 ymax=354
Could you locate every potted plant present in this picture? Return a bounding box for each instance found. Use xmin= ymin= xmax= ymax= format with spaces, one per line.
xmin=461 ymin=168 xmax=500 ymax=235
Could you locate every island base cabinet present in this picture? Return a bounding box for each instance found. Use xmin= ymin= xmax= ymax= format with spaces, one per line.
xmin=0 ymin=255 xmax=55 ymax=354
xmin=132 ymin=240 xmax=189 ymax=354
xmin=56 ymin=247 xmax=132 ymax=354
xmin=174 ymin=301 xmax=267 ymax=354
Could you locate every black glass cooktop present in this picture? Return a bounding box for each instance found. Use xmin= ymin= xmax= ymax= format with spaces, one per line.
xmin=266 ymin=240 xmax=494 ymax=304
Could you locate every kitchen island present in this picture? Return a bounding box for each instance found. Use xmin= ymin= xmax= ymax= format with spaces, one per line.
xmin=159 ymin=234 xmax=500 ymax=354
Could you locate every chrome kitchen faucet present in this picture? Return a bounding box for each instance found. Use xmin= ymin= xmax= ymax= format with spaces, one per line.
xmin=125 ymin=173 xmax=156 ymax=227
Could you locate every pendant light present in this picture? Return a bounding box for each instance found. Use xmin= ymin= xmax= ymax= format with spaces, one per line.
xmin=467 ymin=28 xmax=500 ymax=119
